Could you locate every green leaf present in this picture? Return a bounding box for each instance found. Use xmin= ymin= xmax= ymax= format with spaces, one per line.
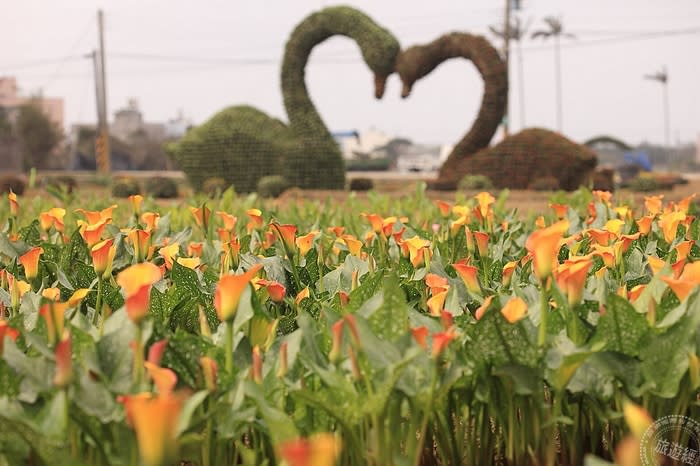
xmin=590 ymin=294 xmax=648 ymax=356
xmin=639 ymin=291 xmax=700 ymax=397
xmin=356 ymin=272 xmax=409 ymax=342
xmin=96 ymin=310 xmax=135 ymax=393
xmin=468 ymin=304 xmax=539 ymax=368
xmin=177 ymin=390 xmax=210 ymax=436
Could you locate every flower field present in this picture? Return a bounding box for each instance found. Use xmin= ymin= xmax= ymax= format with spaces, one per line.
xmin=1 ymin=184 xmax=699 ymax=466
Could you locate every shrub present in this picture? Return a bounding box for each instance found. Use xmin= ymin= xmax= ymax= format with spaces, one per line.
xmin=440 ymin=128 xmax=598 ymax=192
xmin=145 ymin=176 xmax=179 ymax=199
xmin=168 ymin=106 xmax=291 ymax=193
xmin=458 ymin=174 xmax=494 ymax=191
xmin=428 ymin=179 xmax=457 ymax=191
xmin=45 ymin=175 xmax=78 ymax=194
xmin=202 ymin=177 xmax=230 ymax=198
xmin=628 ymin=176 xmax=659 ymax=192
xmin=528 ymin=176 xmax=560 ymax=191
xmin=111 ymin=177 xmax=141 ymax=198
xmin=257 ymin=175 xmax=290 ymax=198
xmin=349 ymin=178 xmax=374 ymax=191
xmin=0 ymin=174 xmax=26 ymax=195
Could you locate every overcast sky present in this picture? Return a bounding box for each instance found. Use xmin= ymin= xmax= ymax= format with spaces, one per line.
xmin=2 ymin=0 xmax=699 ymax=147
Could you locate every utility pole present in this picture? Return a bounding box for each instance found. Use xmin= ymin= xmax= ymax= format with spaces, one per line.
xmin=502 ymin=0 xmax=511 ymax=137
xmin=96 ymin=9 xmax=110 ymax=173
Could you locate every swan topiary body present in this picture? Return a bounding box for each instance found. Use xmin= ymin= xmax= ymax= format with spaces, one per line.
xmin=171 ymin=6 xmax=400 ymax=192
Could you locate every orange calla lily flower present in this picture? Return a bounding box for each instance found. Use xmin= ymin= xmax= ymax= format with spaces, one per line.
xmin=295 ymin=287 xmax=310 ymax=306
xmin=473 ymin=231 xmax=489 ymax=258
xmin=592 ymin=190 xmax=613 ymax=205
xmin=425 ymin=273 xmax=449 ymax=295
xmin=555 ymin=258 xmax=592 ymax=306
xmin=8 ymin=274 xmax=31 ymax=310
xmin=159 ymin=243 xmax=180 ymax=270
xmin=328 ymin=319 xmax=344 ymax=363
xmin=475 ymin=295 xmax=495 ymax=320
xmin=53 ymin=330 xmax=72 ymax=388
xmin=675 ymin=240 xmax=693 ymax=262
xmin=19 ymin=246 xmax=43 ymax=280
xmin=296 ymin=231 xmax=318 ymax=257
xmin=362 ymin=213 xmax=384 ymax=234
xmin=501 ymin=296 xmax=528 ymax=323
xmin=128 ymin=229 xmax=151 ymax=262
xmin=623 ymin=400 xmax=654 ymax=438
xmin=647 ymin=256 xmax=666 ymax=276
xmin=502 ymin=261 xmax=518 ymax=287
xmin=586 ymin=229 xmax=616 ymax=246
xmin=435 ymin=200 xmax=451 ymax=217
xmin=141 ymin=211 xmax=160 ymax=230
xmin=271 ymin=223 xmax=298 ymax=257
xmin=411 ymin=326 xmax=429 ymax=349
xmin=525 ymin=220 xmax=569 ymax=281
xmin=187 ymin=242 xmax=204 ymax=258
xmin=404 ymin=236 xmax=431 ymax=268
xmin=214 ymin=264 xmax=262 ymax=322
xmin=42 ymin=287 xmax=61 ymax=301
xmin=257 ymin=279 xmax=286 ymax=303
xmin=658 ymin=210 xmax=686 ymax=243
xmin=144 ymin=361 xmax=177 ymax=395
xmin=251 ymin=345 xmax=263 ymax=384
xmin=603 ymin=219 xmax=625 ymax=236
xmin=549 ymin=203 xmax=569 ymax=219
xmin=661 ymin=276 xmax=697 ymax=302
xmin=200 ymin=356 xmax=218 ymax=392
xmin=117 ymin=262 xmax=163 ymax=324
xmin=246 ymin=208 xmax=263 ymax=232
xmin=129 ymin=393 xmax=184 ymax=466
xmin=0 ymin=320 xmax=20 ymax=356
xmin=427 ymin=289 xmax=448 ymax=317
xmin=431 ymin=329 xmax=456 ymax=359
xmin=474 ymin=191 xmax=495 ymax=219
xmin=453 ymin=261 xmax=481 ymax=295
xmin=341 ymin=235 xmax=362 ymax=257
xmin=91 ymin=239 xmax=116 ymax=279
xmin=147 ymin=339 xmax=168 ymax=366
xmin=190 ymin=204 xmax=211 ymax=232
xmin=627 ymin=284 xmax=646 ymax=302
xmin=79 ymin=219 xmax=108 ymax=248
xmin=128 ymin=194 xmax=144 ymax=215
xmin=176 ymin=257 xmax=201 ymax=270
xmin=8 ymin=190 xmax=19 ymax=217
xmin=216 ymin=211 xmax=237 ymax=231
xmin=677 ymin=194 xmax=696 ymax=214
xmin=39 ymin=207 xmax=66 ymax=232
xmin=278 ymin=433 xmax=342 ymax=466
xmin=644 ymin=195 xmax=663 ymax=216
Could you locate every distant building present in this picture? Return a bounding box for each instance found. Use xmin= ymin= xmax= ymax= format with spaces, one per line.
xmin=0 ymin=76 xmax=64 ymax=131
xmin=69 ymin=99 xmax=189 ymax=170
xmin=335 ymin=127 xmax=390 ymax=160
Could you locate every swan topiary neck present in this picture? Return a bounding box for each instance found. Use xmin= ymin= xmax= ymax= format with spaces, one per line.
xmin=280 ymin=6 xmax=400 ymax=189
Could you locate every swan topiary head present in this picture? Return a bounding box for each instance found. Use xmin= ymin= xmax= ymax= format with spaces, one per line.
xmin=284 ymin=5 xmax=401 ymax=99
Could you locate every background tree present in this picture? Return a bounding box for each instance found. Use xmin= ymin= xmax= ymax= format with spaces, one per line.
xmin=15 ymin=99 xmax=61 ymax=171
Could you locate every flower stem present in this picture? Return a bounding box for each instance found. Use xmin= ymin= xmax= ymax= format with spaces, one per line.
xmin=93 ymin=276 xmax=103 ymax=327
xmin=538 ymin=281 xmax=549 ymax=347
xmin=413 ymin=365 xmax=438 ymax=466
xmin=225 ymin=320 xmax=234 ymax=374
xmin=132 ymin=324 xmax=144 ymax=390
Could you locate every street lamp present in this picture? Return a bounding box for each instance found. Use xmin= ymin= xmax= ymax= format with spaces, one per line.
xmin=644 ymin=66 xmax=670 ymax=147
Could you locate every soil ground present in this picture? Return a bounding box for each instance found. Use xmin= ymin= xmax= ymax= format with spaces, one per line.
xmin=29 ymin=171 xmax=700 ymax=217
